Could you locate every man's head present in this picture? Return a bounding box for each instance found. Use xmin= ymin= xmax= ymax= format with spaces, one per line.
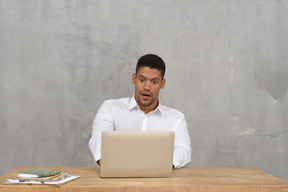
xmin=136 ymin=54 xmax=166 ymax=79
xmin=132 ymin=54 xmax=166 ymax=114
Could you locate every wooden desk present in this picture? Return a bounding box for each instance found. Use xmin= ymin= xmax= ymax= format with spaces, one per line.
xmin=1 ymin=167 xmax=288 ymax=192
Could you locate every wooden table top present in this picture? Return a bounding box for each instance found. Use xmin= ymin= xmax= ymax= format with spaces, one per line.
xmin=1 ymin=167 xmax=288 ymax=192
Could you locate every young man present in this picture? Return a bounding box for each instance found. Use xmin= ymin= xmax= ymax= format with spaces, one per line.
xmin=89 ymin=54 xmax=192 ymax=168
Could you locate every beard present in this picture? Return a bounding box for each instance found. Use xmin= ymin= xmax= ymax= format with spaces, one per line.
xmin=137 ymin=92 xmax=154 ymax=107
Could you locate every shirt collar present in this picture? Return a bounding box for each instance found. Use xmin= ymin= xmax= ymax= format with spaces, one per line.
xmin=129 ymin=96 xmax=164 ymax=114
xmin=129 ymin=96 xmax=139 ymax=111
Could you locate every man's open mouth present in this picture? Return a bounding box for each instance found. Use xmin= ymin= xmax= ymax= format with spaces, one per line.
xmin=140 ymin=92 xmax=152 ymax=99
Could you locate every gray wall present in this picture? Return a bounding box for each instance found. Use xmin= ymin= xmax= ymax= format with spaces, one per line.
xmin=1 ymin=0 xmax=288 ymax=181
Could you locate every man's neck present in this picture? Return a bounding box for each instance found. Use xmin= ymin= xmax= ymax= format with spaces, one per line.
xmin=138 ymin=101 xmax=159 ymax=114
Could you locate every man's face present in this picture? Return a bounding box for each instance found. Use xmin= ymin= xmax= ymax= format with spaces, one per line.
xmin=132 ymin=67 xmax=165 ymax=113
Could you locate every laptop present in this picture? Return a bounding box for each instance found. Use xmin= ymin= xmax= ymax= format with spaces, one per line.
xmin=100 ymin=131 xmax=175 ymax=178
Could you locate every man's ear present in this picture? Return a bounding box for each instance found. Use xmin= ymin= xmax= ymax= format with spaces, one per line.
xmin=161 ymin=78 xmax=166 ymax=89
xmin=132 ymin=73 xmax=136 ymax=84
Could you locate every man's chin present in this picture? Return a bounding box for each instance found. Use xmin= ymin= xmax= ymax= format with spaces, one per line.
xmin=138 ymin=99 xmax=153 ymax=107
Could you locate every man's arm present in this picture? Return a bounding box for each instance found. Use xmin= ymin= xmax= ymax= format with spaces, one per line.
xmin=89 ymin=101 xmax=114 ymax=166
xmin=172 ymin=116 xmax=192 ymax=168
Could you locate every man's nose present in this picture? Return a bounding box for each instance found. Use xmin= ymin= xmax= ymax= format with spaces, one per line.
xmin=143 ymin=81 xmax=151 ymax=90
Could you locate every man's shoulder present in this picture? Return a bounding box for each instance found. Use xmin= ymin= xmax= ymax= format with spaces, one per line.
xmin=160 ymin=104 xmax=185 ymax=118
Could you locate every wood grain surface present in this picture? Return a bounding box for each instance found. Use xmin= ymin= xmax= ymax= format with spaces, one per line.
xmin=1 ymin=167 xmax=288 ymax=192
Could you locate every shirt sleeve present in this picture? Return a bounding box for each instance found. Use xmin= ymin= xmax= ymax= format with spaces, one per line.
xmin=89 ymin=101 xmax=114 ymax=165
xmin=172 ymin=116 xmax=192 ymax=169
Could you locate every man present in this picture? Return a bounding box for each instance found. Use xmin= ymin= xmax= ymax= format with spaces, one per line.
xmin=89 ymin=54 xmax=192 ymax=168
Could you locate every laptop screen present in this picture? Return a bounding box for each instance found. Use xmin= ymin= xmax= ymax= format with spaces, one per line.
xmin=100 ymin=131 xmax=175 ymax=178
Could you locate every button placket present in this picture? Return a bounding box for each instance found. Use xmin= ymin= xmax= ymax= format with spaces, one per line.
xmin=141 ymin=115 xmax=148 ymax=131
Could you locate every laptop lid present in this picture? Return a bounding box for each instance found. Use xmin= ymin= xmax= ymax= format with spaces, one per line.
xmin=100 ymin=131 xmax=175 ymax=178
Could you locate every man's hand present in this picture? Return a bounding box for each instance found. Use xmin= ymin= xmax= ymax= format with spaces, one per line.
xmin=97 ymin=160 xmax=101 ymax=166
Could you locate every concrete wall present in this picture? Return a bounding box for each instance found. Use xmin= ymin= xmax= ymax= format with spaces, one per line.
xmin=1 ymin=0 xmax=288 ymax=181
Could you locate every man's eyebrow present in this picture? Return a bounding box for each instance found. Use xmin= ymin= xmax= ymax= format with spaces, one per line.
xmin=138 ymin=75 xmax=161 ymax=80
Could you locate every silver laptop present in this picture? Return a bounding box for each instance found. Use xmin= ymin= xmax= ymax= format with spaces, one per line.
xmin=100 ymin=131 xmax=175 ymax=178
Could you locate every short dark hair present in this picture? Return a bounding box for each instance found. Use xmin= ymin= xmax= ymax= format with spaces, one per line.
xmin=136 ymin=54 xmax=166 ymax=79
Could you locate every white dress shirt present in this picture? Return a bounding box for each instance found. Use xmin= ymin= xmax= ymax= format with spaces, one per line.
xmin=89 ymin=96 xmax=192 ymax=168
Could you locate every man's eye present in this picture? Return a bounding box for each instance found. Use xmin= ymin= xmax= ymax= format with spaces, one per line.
xmin=152 ymin=80 xmax=158 ymax=84
xmin=139 ymin=78 xmax=144 ymax=82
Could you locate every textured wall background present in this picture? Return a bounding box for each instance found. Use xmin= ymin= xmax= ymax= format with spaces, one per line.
xmin=1 ymin=0 xmax=288 ymax=181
